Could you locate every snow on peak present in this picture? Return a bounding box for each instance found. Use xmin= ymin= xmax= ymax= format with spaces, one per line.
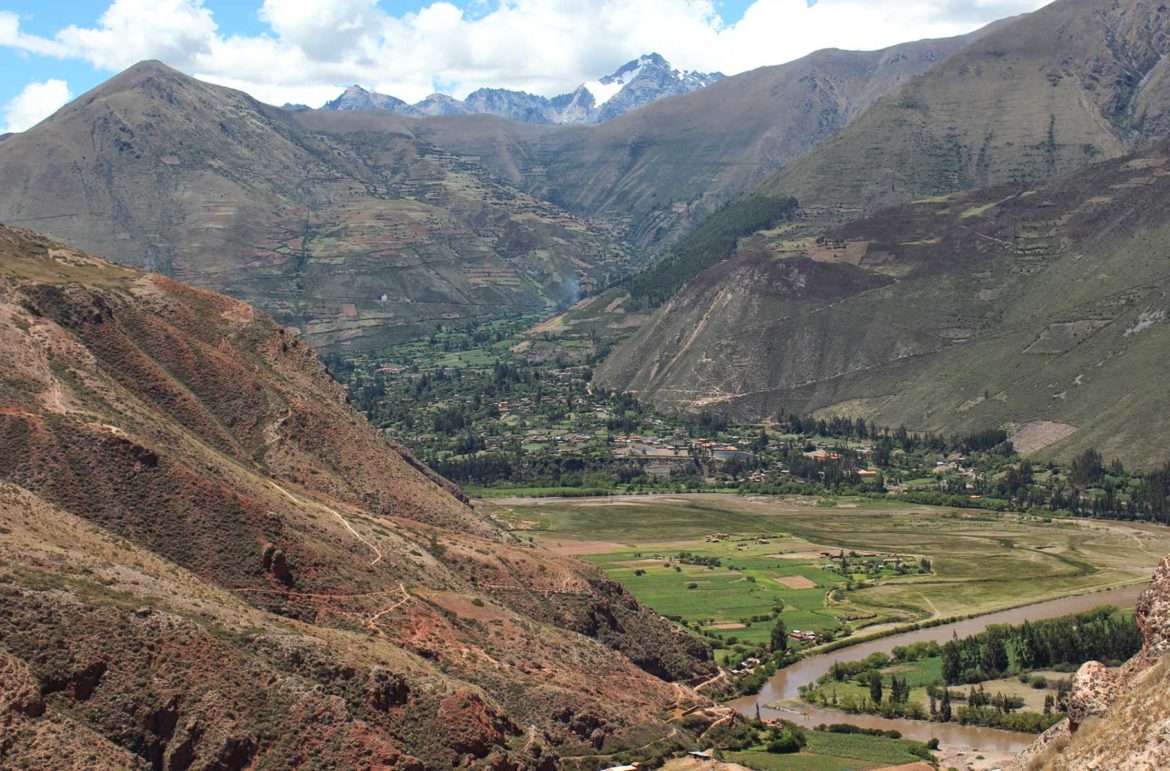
xmin=580 ymin=54 xmax=714 ymax=106
xmin=582 ymin=58 xmax=647 ymax=105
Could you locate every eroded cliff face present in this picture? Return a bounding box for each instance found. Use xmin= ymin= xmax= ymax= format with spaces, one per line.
xmin=1011 ymin=555 xmax=1170 ymax=770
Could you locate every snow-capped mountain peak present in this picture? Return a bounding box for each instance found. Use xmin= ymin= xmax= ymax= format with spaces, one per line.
xmin=583 ymin=54 xmax=659 ymax=106
xmin=313 ymin=53 xmax=723 ymax=125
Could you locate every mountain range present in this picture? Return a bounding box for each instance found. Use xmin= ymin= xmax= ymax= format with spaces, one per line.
xmin=396 ymin=29 xmax=992 ymax=249
xmin=313 ymin=53 xmax=724 ymax=125
xmin=0 ymin=31 xmax=983 ymax=352
xmin=0 ymin=61 xmax=633 ymax=351
xmin=0 ymin=0 xmax=1168 ymax=463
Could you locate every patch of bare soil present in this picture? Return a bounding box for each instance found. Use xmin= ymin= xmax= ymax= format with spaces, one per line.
xmin=776 ymin=575 xmax=817 ymax=589
xmin=770 ymin=550 xmax=834 ymax=560
xmin=662 ymin=758 xmax=754 ymax=771
xmin=939 ymin=746 xmax=1016 ymax=770
xmin=1010 ymin=420 xmax=1078 ymax=455
xmin=538 ymin=539 xmax=626 ymax=555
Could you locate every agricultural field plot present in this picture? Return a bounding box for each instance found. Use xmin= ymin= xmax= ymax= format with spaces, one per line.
xmin=585 ymin=541 xmax=849 ymax=646
xmin=488 ymin=494 xmax=1170 ymax=644
xmin=725 ymin=729 xmax=932 ymax=770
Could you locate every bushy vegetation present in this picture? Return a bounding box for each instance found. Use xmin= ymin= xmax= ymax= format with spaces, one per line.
xmin=619 ymin=195 xmax=799 ymax=309
xmin=802 ymin=607 xmax=1138 ymax=733
xmin=941 ymin=607 xmax=1140 ymax=684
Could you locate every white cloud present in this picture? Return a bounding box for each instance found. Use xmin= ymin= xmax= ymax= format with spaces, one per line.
xmin=2 ymin=79 xmax=72 ymax=133
xmin=56 ymin=0 xmax=219 ymax=71
xmin=0 ymin=11 xmax=67 ymax=57
xmin=0 ymin=0 xmax=1052 ymax=106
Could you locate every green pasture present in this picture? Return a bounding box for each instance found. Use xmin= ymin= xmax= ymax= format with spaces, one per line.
xmin=726 ymin=729 xmax=929 ymax=769
xmin=486 ymin=494 xmax=1170 ymax=641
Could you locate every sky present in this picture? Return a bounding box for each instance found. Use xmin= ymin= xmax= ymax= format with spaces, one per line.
xmin=1 ymin=0 xmax=1052 ymax=133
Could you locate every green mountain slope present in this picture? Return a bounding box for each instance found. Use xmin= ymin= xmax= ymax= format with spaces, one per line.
xmin=596 ymin=141 xmax=1170 ymax=467
xmin=755 ymin=0 xmax=1170 ymax=215
xmin=0 ymin=62 xmax=630 ymax=351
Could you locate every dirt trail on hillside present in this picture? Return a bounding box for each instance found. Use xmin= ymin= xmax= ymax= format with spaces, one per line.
xmin=267 ymin=480 xmax=384 ymax=566
xmin=368 ymin=583 xmax=412 ymax=630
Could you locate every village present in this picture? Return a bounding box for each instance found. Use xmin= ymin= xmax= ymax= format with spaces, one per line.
xmin=327 ymin=315 xmax=1128 ymax=524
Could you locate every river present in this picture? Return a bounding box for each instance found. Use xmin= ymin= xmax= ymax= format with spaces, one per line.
xmin=726 ymin=585 xmax=1145 ymax=752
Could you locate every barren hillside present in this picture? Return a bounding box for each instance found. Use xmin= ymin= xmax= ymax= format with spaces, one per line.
xmin=757 ymin=0 xmax=1170 ymax=214
xmin=0 ymin=226 xmax=719 ymax=769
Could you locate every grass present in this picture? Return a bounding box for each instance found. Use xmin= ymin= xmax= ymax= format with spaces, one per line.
xmin=587 ymin=544 xmax=842 ymax=645
xmin=468 ymin=486 xmax=617 ymax=499
xmin=725 ymin=751 xmax=881 ymax=770
xmin=804 ymin=731 xmax=928 ymax=764
xmin=486 ymin=493 xmax=1170 ymax=642
xmin=726 ymin=730 xmax=929 ymax=769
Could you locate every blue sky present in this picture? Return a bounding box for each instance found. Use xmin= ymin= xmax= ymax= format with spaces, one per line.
xmin=0 ymin=0 xmax=1049 ymax=133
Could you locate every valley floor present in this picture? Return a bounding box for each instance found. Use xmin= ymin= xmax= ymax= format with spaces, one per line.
xmin=488 ymin=492 xmax=1169 ymax=769
xmin=484 ymin=493 xmax=1170 ymax=651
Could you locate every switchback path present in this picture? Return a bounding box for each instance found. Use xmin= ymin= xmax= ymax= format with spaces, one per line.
xmin=368 ymin=582 xmax=412 ymax=630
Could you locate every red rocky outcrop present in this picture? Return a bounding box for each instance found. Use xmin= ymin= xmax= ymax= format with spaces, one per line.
xmin=1067 ymin=555 xmax=1170 ymax=730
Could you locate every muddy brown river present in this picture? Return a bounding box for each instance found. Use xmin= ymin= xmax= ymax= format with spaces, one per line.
xmin=726 ymin=585 xmax=1145 ymax=752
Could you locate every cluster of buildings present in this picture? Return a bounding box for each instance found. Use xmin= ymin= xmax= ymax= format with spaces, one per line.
xmin=730 ymin=656 xmax=762 ymax=674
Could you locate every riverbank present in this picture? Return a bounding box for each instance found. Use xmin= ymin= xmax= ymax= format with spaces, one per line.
xmin=798 ymin=578 xmax=1147 ymax=659
xmin=725 ymin=584 xmax=1145 ymax=753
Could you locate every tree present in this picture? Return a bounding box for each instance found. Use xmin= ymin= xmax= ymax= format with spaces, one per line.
xmin=941 ymin=641 xmax=962 ymax=684
xmin=890 ymin=676 xmax=910 ymax=704
xmin=980 ymin=629 xmax=1009 ymax=678
xmin=1070 ymin=448 xmax=1105 ymax=488
xmin=1017 ymin=621 xmax=1039 ymax=671
xmin=868 ymin=671 xmax=884 ymax=706
xmin=940 ymin=689 xmax=953 ymax=722
xmin=771 ymin=619 xmax=788 ymax=653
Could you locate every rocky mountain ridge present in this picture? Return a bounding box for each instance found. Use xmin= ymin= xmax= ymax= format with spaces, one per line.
xmin=317 ymin=53 xmax=724 ymax=125
xmin=0 ymin=226 xmax=720 ymax=768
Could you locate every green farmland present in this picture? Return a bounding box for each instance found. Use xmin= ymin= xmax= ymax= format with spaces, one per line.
xmin=486 ymin=493 xmax=1170 ymax=652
